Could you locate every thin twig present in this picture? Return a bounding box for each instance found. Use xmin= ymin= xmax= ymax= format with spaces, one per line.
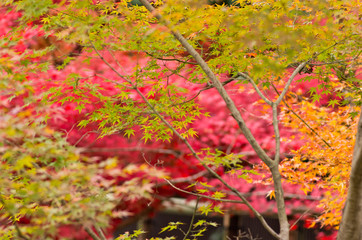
xmin=145 ymin=51 xmax=197 ymax=65
xmin=85 ymin=227 xmax=101 ymax=240
xmin=104 ymin=45 xmax=138 ymax=79
xmin=165 ymin=178 xmax=245 ymax=204
xmin=161 ymin=62 xmax=192 ymax=82
xmin=289 ymin=208 xmax=311 ymax=231
xmin=95 ymin=224 xmax=107 ymax=240
xmin=183 ymin=196 xmax=200 ymax=240
xmin=312 ymin=34 xmax=358 ymax=59
xmin=309 ymin=50 xmax=361 ymax=66
xmin=271 ymin=83 xmax=332 ymax=148
xmin=157 ymin=169 xmax=208 ymax=186
xmin=89 ymin=41 xmax=132 ymax=84
xmin=229 ymin=188 xmax=322 ymax=201
xmin=14 ymin=222 xmax=29 ymax=240
xmin=174 ymin=77 xmax=237 ymax=106
xmin=95 ymin=74 xmax=133 ymax=90
xmin=275 ymin=62 xmax=308 ymax=106
xmin=226 ymin=129 xmax=242 ymax=154
xmin=237 ymin=72 xmax=272 ymax=106
xmin=74 ymin=130 xmax=99 ymax=146
xmin=142 ymin=154 xmax=245 ymax=204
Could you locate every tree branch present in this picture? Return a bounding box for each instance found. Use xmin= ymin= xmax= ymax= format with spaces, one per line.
xmin=275 ymin=62 xmax=307 ymax=106
xmin=272 ymin=103 xmax=281 ymax=163
xmin=91 ymin=39 xmax=274 ymax=230
xmin=133 ymin=83 xmax=279 ymax=237
xmin=138 ymin=0 xmax=274 ymax=168
xmin=156 ymin=169 xmax=209 ymax=187
xmin=237 ymin=72 xmax=272 ymax=106
xmin=164 ymin=178 xmax=245 ymax=204
xmin=309 ymin=50 xmax=361 ymax=66
xmin=289 ymin=208 xmax=311 ymax=231
xmin=313 ymin=34 xmax=358 ymax=59
xmin=14 ymin=222 xmax=29 ymax=240
xmin=338 ymin=107 xmax=362 ymax=240
xmin=94 ymin=224 xmax=107 ymax=240
xmin=89 ymin=41 xmax=132 ymax=85
xmin=145 ymin=51 xmax=197 ymax=65
xmin=218 ymin=188 xmax=322 ymax=201
xmin=92 ymin=3 xmax=281 ymax=237
xmin=169 ymin=76 xmax=239 ymax=107
xmin=271 ymin=83 xmax=332 ymax=149
xmin=99 ymin=1 xmax=281 ymax=238
xmin=183 ymin=196 xmax=200 ymax=240
xmin=85 ymin=227 xmax=101 ymax=240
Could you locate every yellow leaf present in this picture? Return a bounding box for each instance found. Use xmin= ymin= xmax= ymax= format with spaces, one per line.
xmin=266 ymin=190 xmax=275 ymax=200
xmin=2 ymin=151 xmax=13 ymax=160
xmin=14 ymin=155 xmax=35 ymax=170
xmin=104 ymin=158 xmax=118 ymax=170
xmin=44 ymin=127 xmax=55 ymax=135
xmin=5 ymin=128 xmax=17 ymax=137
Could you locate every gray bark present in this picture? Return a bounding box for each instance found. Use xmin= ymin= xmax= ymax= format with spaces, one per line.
xmin=337 ymin=108 xmax=362 ymax=240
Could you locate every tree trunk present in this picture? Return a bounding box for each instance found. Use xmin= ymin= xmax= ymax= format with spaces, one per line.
xmin=271 ymin=165 xmax=289 ymax=240
xmin=337 ymin=108 xmax=362 ymax=240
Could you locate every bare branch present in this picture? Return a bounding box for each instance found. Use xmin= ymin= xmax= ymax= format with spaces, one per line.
xmin=89 ymin=41 xmax=132 ymax=84
xmin=142 ymin=152 xmax=245 ymax=204
xmin=183 ymin=196 xmax=199 ymax=240
xmin=271 ymin=83 xmax=332 ymax=149
xmin=338 ymin=107 xmax=362 ymax=239
xmin=171 ymin=77 xmax=238 ymax=107
xmin=95 ymin=74 xmax=133 ymax=90
xmin=313 ymin=34 xmax=358 ymax=58
xmin=275 ymin=62 xmax=307 ymax=106
xmin=309 ymin=49 xmax=361 ymax=66
xmin=237 ymin=72 xmax=272 ymax=106
xmin=85 ymin=227 xmax=101 ymax=240
xmin=94 ymin=224 xmax=107 ymax=240
xmin=221 ymin=188 xmax=322 ymax=201
xmin=14 ymin=223 xmax=29 ymax=240
xmin=157 ymin=169 xmax=209 ymax=186
xmin=164 ymin=178 xmax=245 ymax=204
xmin=272 ymin=103 xmax=281 ymax=163
xmin=145 ymin=51 xmax=197 ymax=65
xmin=74 ymin=130 xmax=98 ymax=146
xmin=289 ymin=208 xmax=311 ymax=231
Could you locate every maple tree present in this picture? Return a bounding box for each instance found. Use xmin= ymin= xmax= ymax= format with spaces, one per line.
xmin=0 ymin=0 xmax=361 ymax=240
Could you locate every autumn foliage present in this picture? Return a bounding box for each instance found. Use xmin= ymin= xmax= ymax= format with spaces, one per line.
xmin=0 ymin=1 xmax=361 ymax=240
